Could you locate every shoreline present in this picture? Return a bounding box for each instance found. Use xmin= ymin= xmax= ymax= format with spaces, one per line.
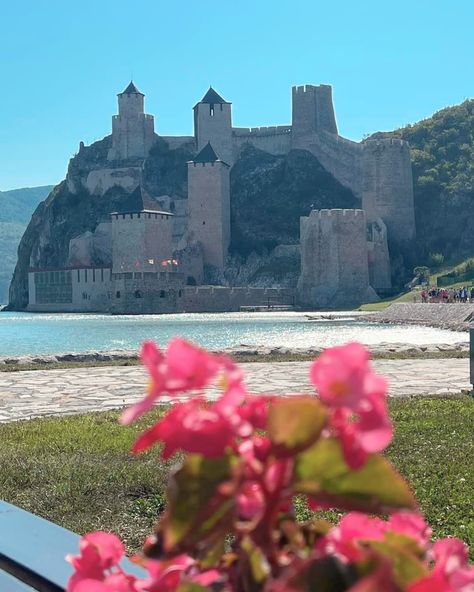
xmin=0 ymin=341 xmax=468 ymax=371
xmin=365 ymin=302 xmax=474 ymax=332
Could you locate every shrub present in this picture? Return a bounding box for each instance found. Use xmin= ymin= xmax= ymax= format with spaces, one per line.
xmin=66 ymin=339 xmax=473 ymax=592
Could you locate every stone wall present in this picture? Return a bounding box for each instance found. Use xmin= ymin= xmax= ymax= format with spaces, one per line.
xmin=111 ymin=211 xmax=173 ymax=273
xmin=27 ymin=267 xmax=112 ymax=312
xmin=84 ymin=167 xmax=142 ymax=195
xmin=111 ymin=272 xmax=184 ymax=314
xmin=180 ymin=286 xmax=295 ymax=313
xmin=187 ymin=161 xmax=230 ymax=270
xmin=361 ymin=139 xmax=416 ymax=244
xmin=367 ymin=218 xmax=392 ymax=291
xmin=232 ymin=126 xmax=292 ymax=158
xmin=292 ymin=85 xmax=338 ymax=138
xmin=297 ymin=209 xmax=378 ymax=308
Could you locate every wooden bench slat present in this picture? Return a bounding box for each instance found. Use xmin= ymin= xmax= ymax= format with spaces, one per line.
xmin=0 ymin=501 xmax=146 ymax=591
xmin=0 ymin=501 xmax=78 ymax=590
xmin=0 ymin=568 xmax=36 ymax=591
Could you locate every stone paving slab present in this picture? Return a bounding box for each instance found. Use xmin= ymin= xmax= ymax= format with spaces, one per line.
xmin=0 ymin=359 xmax=470 ymax=423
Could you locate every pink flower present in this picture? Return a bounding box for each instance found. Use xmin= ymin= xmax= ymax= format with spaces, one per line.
xmin=408 ymin=538 xmax=474 ymax=592
xmin=139 ymin=555 xmax=194 ymax=592
xmin=330 ymin=394 xmax=393 ymax=468
xmin=310 ymin=343 xmax=375 ymax=410
xmin=237 ymin=481 xmax=266 ymax=521
xmin=132 ymin=397 xmax=236 ymax=458
xmin=66 ymin=532 xmax=127 ymax=591
xmin=121 ymin=339 xmax=222 ymax=425
xmin=164 ymin=338 xmax=221 ymax=392
xmin=237 ymin=395 xmax=272 ymax=430
xmin=387 ymin=512 xmax=432 ymax=548
xmin=323 ymin=511 xmax=431 ymax=564
xmin=310 ymin=343 xmax=392 ymax=467
xmin=323 ymin=512 xmax=387 ymax=562
xmin=74 ymin=573 xmax=137 ymax=592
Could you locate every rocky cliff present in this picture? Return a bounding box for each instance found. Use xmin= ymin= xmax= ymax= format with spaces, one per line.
xmin=9 ymin=139 xmax=357 ymax=309
xmin=0 ymin=185 xmax=53 ymax=302
xmin=371 ymin=99 xmax=474 ymax=265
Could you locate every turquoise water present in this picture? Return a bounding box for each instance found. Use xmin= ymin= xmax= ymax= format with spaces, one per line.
xmin=0 ymin=311 xmax=465 ymax=357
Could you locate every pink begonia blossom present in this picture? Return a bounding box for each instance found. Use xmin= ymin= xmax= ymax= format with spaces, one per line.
xmin=330 ymin=394 xmax=393 ymax=469
xmin=310 ymin=342 xmax=373 ymax=410
xmin=74 ymin=573 xmax=137 ymax=592
xmin=310 ymin=342 xmax=392 ymax=467
xmin=323 ymin=512 xmax=432 ymax=563
xmin=132 ymin=397 xmax=236 ymax=458
xmin=408 ymin=538 xmax=474 ymax=592
xmin=121 ymin=339 xmax=224 ymax=425
xmin=66 ymin=532 xmax=126 ymax=591
xmin=387 ymin=511 xmax=432 ymax=548
xmin=237 ymin=480 xmax=266 ymax=521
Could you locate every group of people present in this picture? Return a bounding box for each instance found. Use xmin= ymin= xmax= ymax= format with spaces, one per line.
xmin=419 ymin=286 xmax=474 ymax=303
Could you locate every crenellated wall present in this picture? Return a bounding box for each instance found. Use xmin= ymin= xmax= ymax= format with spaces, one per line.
xmin=111 ymin=211 xmax=173 ymax=273
xmin=297 ymin=209 xmax=378 ymax=308
xmin=232 ymin=126 xmax=292 ymax=157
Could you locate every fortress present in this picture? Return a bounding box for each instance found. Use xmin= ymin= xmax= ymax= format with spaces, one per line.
xmin=24 ymin=80 xmax=416 ymax=312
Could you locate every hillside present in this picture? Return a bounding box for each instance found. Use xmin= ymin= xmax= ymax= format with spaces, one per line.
xmin=372 ymin=99 xmax=474 ymax=265
xmin=0 ymin=186 xmax=53 ymax=302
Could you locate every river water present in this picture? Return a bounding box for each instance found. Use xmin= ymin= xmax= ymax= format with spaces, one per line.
xmin=0 ymin=311 xmax=465 ymax=357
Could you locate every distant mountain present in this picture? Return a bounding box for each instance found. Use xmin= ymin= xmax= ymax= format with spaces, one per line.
xmin=0 ymin=186 xmax=53 ymax=303
xmin=371 ymin=99 xmax=474 ymax=266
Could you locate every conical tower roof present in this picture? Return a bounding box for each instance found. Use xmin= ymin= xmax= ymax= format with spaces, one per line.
xmin=114 ymin=186 xmax=166 ymax=214
xmin=118 ymin=81 xmax=144 ymax=96
xmin=192 ymin=142 xmax=220 ymax=163
xmin=198 ymin=86 xmax=229 ymax=105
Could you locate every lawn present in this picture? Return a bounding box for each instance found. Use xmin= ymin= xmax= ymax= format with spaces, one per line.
xmin=0 ymin=397 xmax=472 ymax=556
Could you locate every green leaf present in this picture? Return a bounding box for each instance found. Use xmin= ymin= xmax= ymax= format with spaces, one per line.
xmin=267 ymin=397 xmax=328 ymax=454
xmin=370 ymin=536 xmax=427 ymax=587
xmin=294 ymin=438 xmax=416 ymax=512
xmin=241 ymin=535 xmax=271 ymax=584
xmin=176 ymin=583 xmax=209 ymax=592
xmin=163 ymin=454 xmax=236 ymax=552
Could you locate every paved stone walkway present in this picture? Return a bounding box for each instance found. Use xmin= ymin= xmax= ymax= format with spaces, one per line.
xmin=0 ymin=358 xmax=470 ymax=423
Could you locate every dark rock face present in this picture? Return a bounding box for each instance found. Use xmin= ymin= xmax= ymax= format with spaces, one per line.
xmin=8 ymin=140 xmax=357 ymax=309
xmin=230 ymin=146 xmax=358 ymax=256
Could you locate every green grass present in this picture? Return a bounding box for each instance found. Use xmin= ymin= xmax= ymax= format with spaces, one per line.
xmin=358 ymin=290 xmax=416 ymax=312
xmin=0 ymin=397 xmax=473 ymax=556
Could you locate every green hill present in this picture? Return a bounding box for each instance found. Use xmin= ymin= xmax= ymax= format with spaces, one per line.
xmin=0 ymin=186 xmax=53 ymax=303
xmin=371 ymin=99 xmax=474 ymax=266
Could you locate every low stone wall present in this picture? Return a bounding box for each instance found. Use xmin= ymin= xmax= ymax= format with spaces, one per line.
xmin=181 ymin=287 xmax=295 ymax=313
xmin=366 ymin=303 xmax=474 ymax=331
xmin=0 ymin=340 xmax=467 ymax=367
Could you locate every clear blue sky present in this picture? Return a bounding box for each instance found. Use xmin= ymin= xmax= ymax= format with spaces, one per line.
xmin=1 ymin=0 xmax=472 ymax=191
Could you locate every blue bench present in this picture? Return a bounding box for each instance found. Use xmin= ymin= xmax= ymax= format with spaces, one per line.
xmin=0 ymin=501 xmax=144 ymax=591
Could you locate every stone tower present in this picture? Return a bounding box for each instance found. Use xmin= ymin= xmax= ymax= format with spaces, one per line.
xmin=111 ymin=186 xmax=173 ymax=273
xmin=107 ymin=82 xmax=156 ymax=161
xmin=187 ymin=143 xmax=230 ymax=270
xmin=297 ymin=209 xmax=378 ymax=309
xmin=193 ymin=87 xmax=233 ymax=166
xmin=361 ymin=138 xmax=415 ymax=245
xmin=291 ymin=84 xmax=338 ymax=142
